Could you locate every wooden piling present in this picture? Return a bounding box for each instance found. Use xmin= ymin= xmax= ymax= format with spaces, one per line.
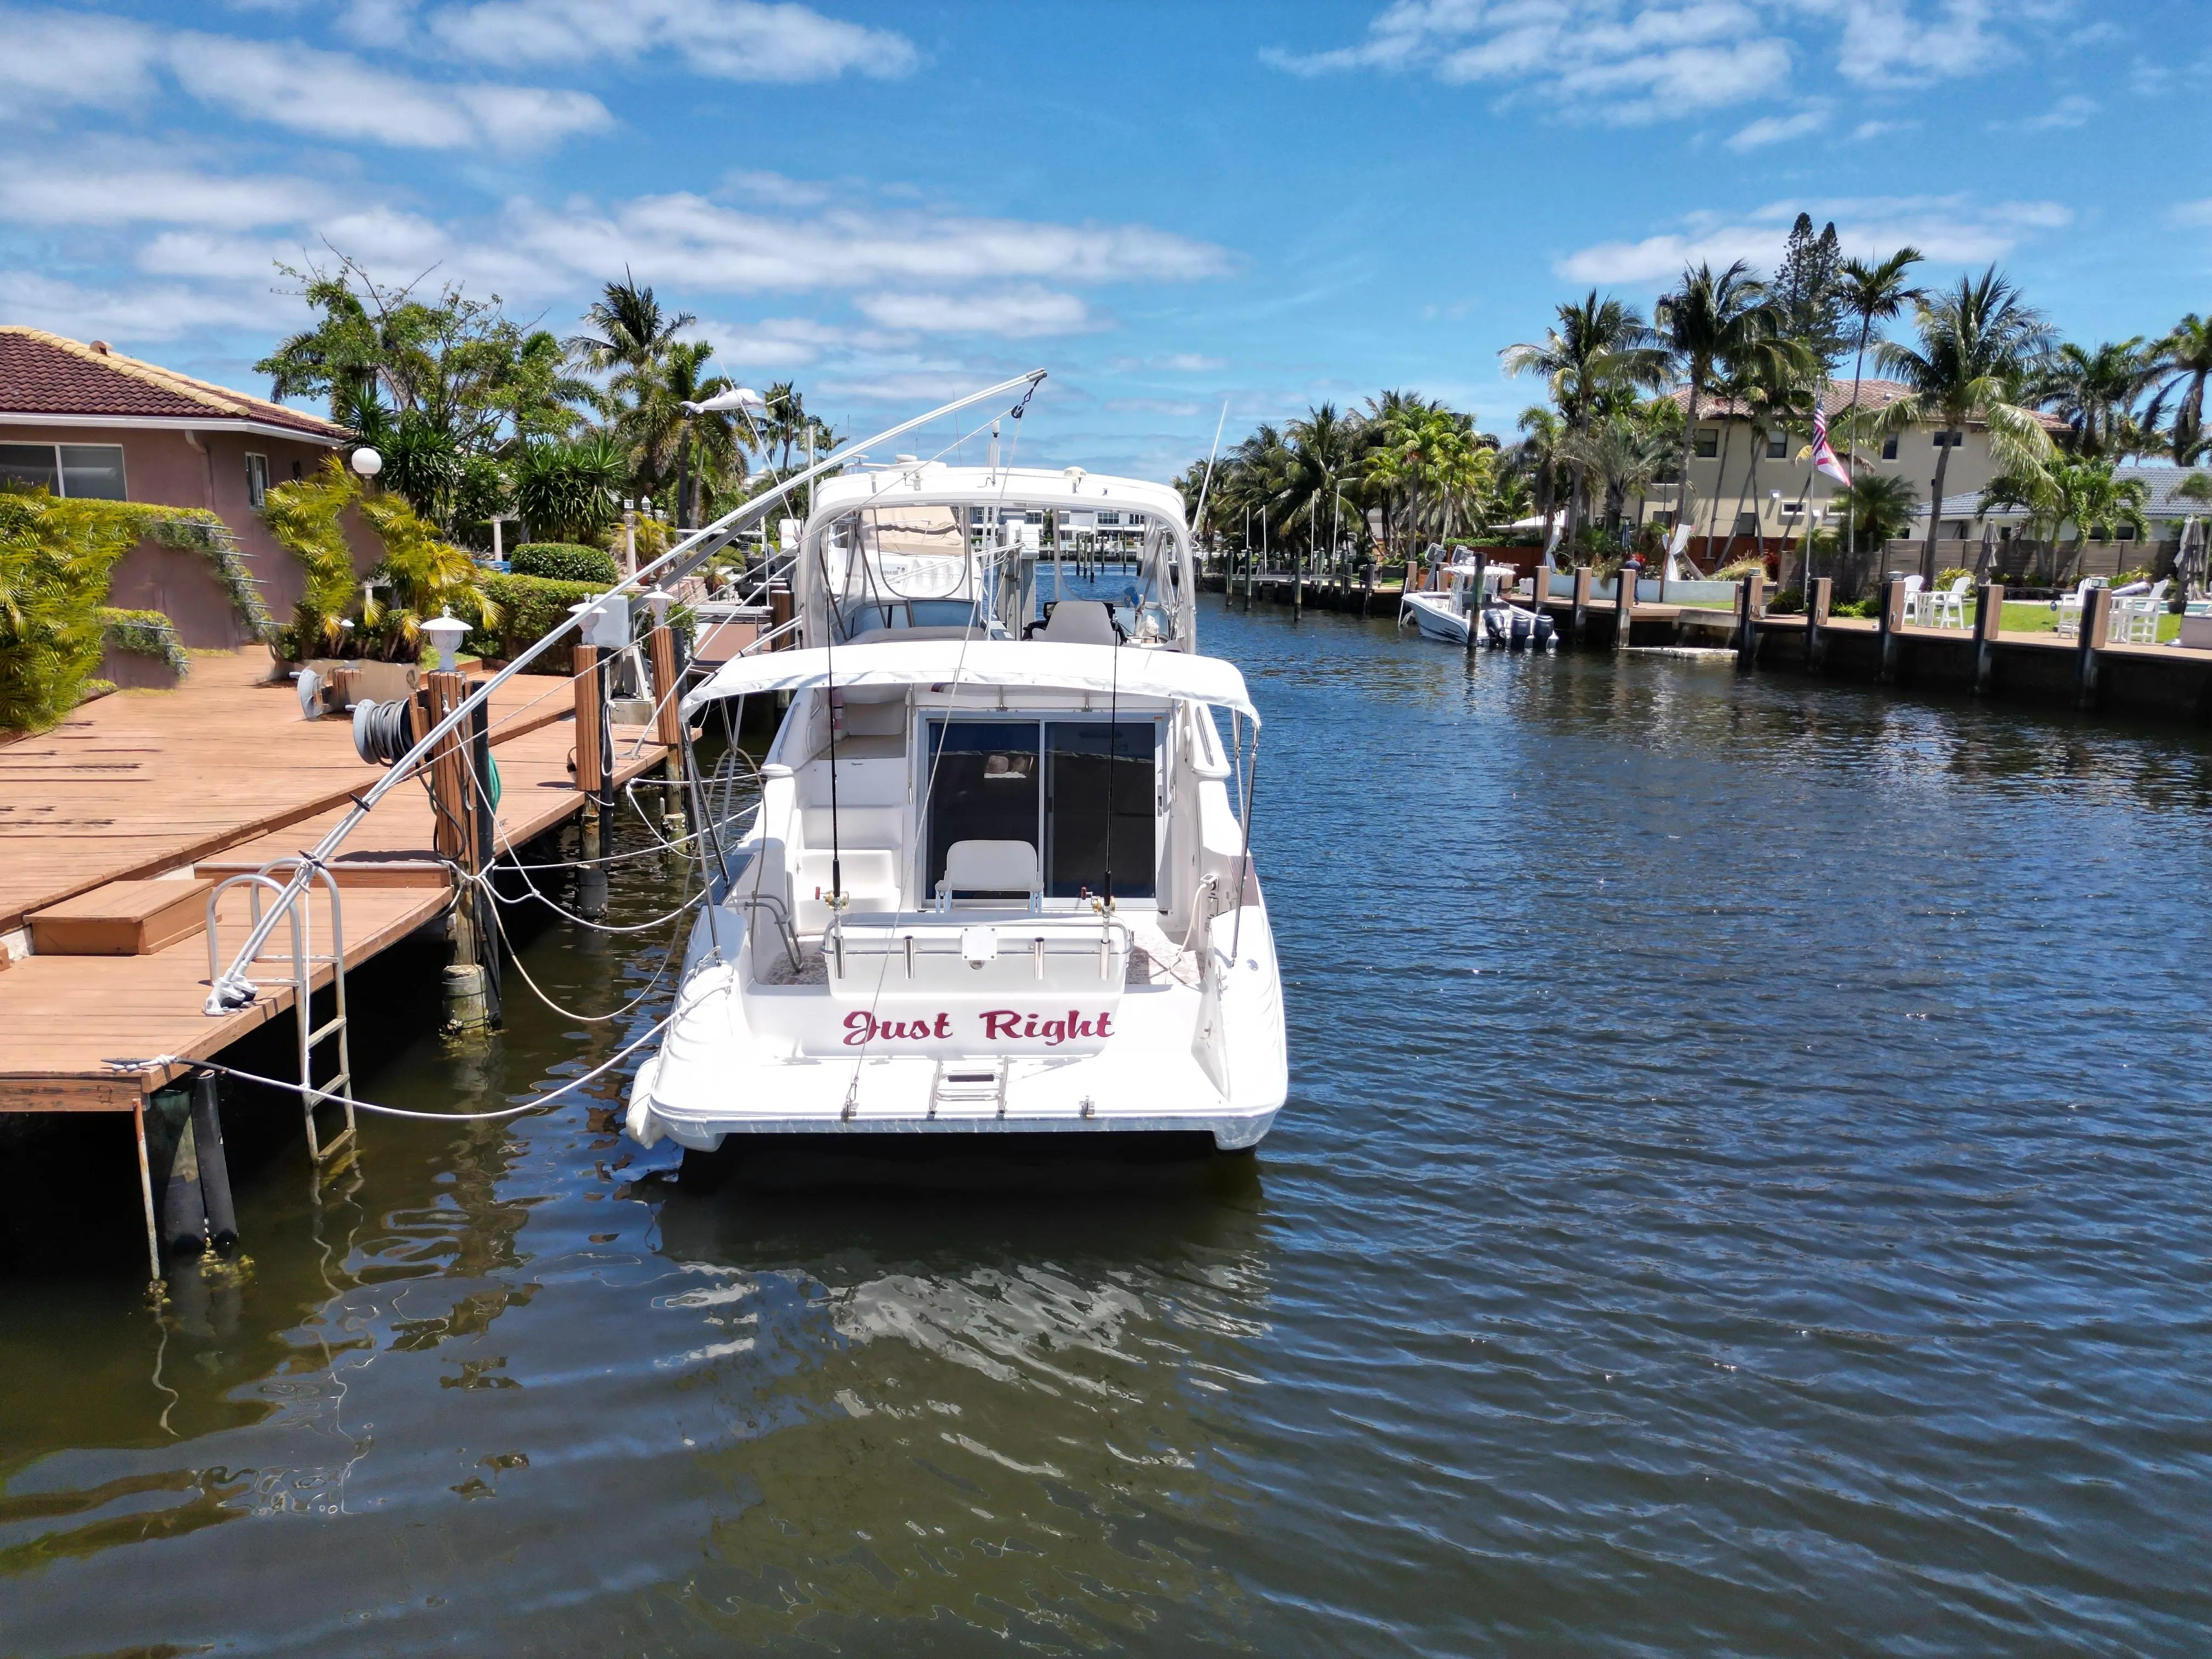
xmin=1361 ymin=559 xmax=1375 ymax=617
xmin=1806 ymin=576 xmax=1831 ymax=671
xmin=1468 ymin=549 xmax=1487 ymax=654
xmin=1571 ymin=567 xmax=1592 ymax=645
xmin=1736 ymin=572 xmax=1764 ymax=670
xmin=2077 ymin=585 xmax=2113 ymax=711
xmin=769 ymin=583 xmax=794 ymax=650
xmin=1877 ymin=577 xmax=1904 ymax=684
xmin=572 ymin=644 xmax=604 ymax=797
xmin=1973 ymin=581 xmax=2004 ymax=695
xmin=1612 ymin=565 xmax=1633 ymax=652
xmin=648 ymin=615 xmax=686 ymax=830
xmin=1292 ymin=549 xmax=1303 ymax=619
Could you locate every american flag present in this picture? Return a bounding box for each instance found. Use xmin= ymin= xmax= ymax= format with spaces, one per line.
xmin=1810 ymin=405 xmax=1854 ymax=488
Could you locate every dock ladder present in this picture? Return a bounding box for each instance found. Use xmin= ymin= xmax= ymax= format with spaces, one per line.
xmin=205 ymin=865 xmax=357 ymax=1169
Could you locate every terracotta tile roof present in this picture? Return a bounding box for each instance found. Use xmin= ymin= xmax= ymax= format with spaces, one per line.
xmin=0 ymin=326 xmax=347 ymax=442
xmin=1669 ymin=378 xmax=2070 ymax=433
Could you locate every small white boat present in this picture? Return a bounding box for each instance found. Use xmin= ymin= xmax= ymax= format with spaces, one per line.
xmin=625 ymin=460 xmax=1289 ymax=1154
xmin=1398 ymin=556 xmax=1556 ymax=650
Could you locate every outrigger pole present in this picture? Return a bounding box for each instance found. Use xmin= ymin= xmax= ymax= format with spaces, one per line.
xmin=206 ymin=370 xmax=1049 ymax=1015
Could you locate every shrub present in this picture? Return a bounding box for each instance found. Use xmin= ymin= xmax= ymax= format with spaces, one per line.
xmin=1709 ymin=557 xmax=1769 ymax=580
xmin=1936 ymin=566 xmax=1972 ymax=588
xmin=99 ymin=607 xmax=190 ymax=675
xmin=512 ymin=541 xmax=618 ymax=583
xmin=1 ymin=490 xmax=227 ymax=731
xmin=1765 ymin=588 xmax=1805 ymax=614
xmin=469 ymin=572 xmax=607 ymax=672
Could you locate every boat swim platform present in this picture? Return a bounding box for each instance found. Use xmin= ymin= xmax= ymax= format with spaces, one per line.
xmin=0 ymin=648 xmax=668 ymax=1110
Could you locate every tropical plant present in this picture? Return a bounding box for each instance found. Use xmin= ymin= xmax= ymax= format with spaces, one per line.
xmin=1510 ymin=407 xmax=1568 ymax=540
xmin=1979 ymin=456 xmax=2149 ymax=583
xmin=1501 ymin=291 xmax=1666 ymax=542
xmin=2035 ymin=338 xmax=2159 ymax=459
xmin=354 ymin=492 xmax=501 ymax=662
xmin=513 ymin=433 xmax=627 ymax=544
xmin=259 ymin=460 xmax=362 ymax=653
xmin=612 ymin=338 xmax=744 ymax=527
xmin=1561 ymin=400 xmax=1680 ymax=538
xmin=0 ymin=492 xmax=228 ymax=729
xmin=2153 ymin=314 xmax=2212 ymax=464
xmin=568 ymin=272 xmax=694 ymax=379
xmin=1873 ymin=266 xmax=2057 ymax=583
xmin=1830 ymin=473 xmax=1920 ymax=546
xmin=1655 ymin=259 xmax=1780 ymax=548
xmin=1832 ymin=246 xmax=1924 ymax=567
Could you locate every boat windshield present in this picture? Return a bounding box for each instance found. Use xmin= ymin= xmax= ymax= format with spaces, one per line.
xmin=923 ymin=717 xmax=1156 ymax=901
xmin=843 ymin=599 xmax=985 ymax=636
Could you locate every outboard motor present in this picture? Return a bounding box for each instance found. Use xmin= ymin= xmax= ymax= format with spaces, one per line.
xmin=1481 ymin=606 xmax=1508 ymax=647
xmin=1509 ymin=611 xmax=1532 ymax=650
xmin=1532 ymin=612 xmax=1557 ymax=650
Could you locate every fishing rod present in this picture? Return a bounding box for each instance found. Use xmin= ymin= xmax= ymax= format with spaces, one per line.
xmin=205 ymin=369 xmax=1048 ymax=1015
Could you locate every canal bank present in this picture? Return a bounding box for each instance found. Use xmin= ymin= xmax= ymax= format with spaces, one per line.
xmin=1206 ymin=562 xmax=2212 ymax=725
xmin=2 ymin=588 xmax=2205 ymax=1655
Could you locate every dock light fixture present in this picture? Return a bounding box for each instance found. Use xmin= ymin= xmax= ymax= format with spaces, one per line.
xmin=643 ymin=588 xmax=674 ymax=624
xmin=350 ymin=447 xmax=383 ymax=478
xmin=422 ymin=611 xmax=470 ymax=672
xmin=570 ymin=595 xmax=630 ymax=651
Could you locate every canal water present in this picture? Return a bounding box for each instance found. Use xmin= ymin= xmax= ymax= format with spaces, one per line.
xmin=3 ymin=593 xmax=2209 ymax=1655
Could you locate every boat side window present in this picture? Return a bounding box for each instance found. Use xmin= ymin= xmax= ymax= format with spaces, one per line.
xmin=1045 ymin=721 xmax=1155 ymax=900
xmin=924 ymin=720 xmax=1041 ymax=894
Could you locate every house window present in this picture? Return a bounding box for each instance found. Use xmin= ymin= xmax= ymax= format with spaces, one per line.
xmin=1693 ymin=428 xmax=1719 ymax=459
xmin=1097 ymin=511 xmax=1121 ymax=526
xmin=2116 ymin=524 xmax=2137 ymax=541
xmin=1734 ymin=512 xmax=1759 ymax=535
xmin=1881 ymin=435 xmax=1899 ymax=460
xmin=1931 ymin=430 xmax=1966 ymax=448
xmin=1766 ymin=433 xmax=1787 ymax=459
xmin=245 ymin=453 xmax=269 ymax=509
xmin=0 ymin=443 xmax=58 ymax=492
xmin=0 ymin=442 xmax=126 ymax=499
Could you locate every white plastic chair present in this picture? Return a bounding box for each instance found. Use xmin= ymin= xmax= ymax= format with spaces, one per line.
xmin=936 ymin=839 xmax=1042 ymax=912
xmin=1929 ymin=576 xmax=1970 ymax=629
xmin=2110 ymin=579 xmax=2169 ymax=645
xmin=2055 ymin=577 xmax=2103 ymax=639
xmin=1898 ymin=573 xmax=1927 ymax=624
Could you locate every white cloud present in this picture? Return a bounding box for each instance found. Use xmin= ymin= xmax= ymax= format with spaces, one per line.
xmin=854 ymin=287 xmax=1098 ymax=337
xmin=494 ymin=193 xmax=1231 ymax=296
xmin=0 ymin=8 xmax=609 ymax=151
xmin=1850 ymin=117 xmax=1920 ymax=139
xmin=1556 ymin=195 xmax=2072 ymax=284
xmin=2170 ymin=200 xmax=2212 ymax=229
xmin=1267 ymin=1 xmax=2063 ymax=118
xmin=1726 ymin=102 xmax=1831 ymax=150
xmin=2001 ymin=92 xmax=2097 ymax=130
xmin=424 ymin=0 xmax=918 ymax=81
xmin=166 ymin=33 xmax=611 ymax=150
xmin=1105 ymin=398 xmax=1205 ymax=416
xmin=0 ymin=269 xmax=291 ymax=340
xmin=1164 ymin=353 xmax=1227 ymax=372
xmin=1266 ymin=1 xmax=1793 ymax=119
xmin=721 ymin=170 xmax=836 ymax=207
xmin=0 ymin=165 xmax=331 ymax=228
xmin=1813 ymin=0 xmax=2013 ymax=87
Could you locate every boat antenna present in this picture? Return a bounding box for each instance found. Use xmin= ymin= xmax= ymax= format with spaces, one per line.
xmin=817 ymin=517 xmax=844 ymax=909
xmin=1191 ymin=399 xmax=1228 ymax=553
xmin=1102 ymin=597 xmax=1119 ymax=914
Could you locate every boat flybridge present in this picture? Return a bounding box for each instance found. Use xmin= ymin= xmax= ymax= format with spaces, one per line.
xmin=624 ymin=461 xmax=1289 ymax=1153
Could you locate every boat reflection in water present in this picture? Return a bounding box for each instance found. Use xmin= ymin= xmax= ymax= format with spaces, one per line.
xmin=641 ymin=1142 xmax=1272 ymax=1644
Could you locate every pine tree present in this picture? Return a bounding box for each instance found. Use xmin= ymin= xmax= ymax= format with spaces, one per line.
xmin=1774 ymin=213 xmax=1846 ymax=369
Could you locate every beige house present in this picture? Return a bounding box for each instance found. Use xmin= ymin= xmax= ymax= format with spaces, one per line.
xmin=1643 ymin=380 xmax=2069 ymax=574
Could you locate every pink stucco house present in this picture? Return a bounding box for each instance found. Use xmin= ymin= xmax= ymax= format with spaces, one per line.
xmin=0 ymin=327 xmax=376 ymax=650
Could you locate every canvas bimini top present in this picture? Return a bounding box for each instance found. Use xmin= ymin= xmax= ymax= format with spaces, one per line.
xmin=680 ymin=639 xmax=1260 ymax=727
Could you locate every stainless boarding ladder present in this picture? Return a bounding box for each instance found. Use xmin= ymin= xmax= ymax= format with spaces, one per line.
xmin=205 ymin=865 xmax=356 ymax=1167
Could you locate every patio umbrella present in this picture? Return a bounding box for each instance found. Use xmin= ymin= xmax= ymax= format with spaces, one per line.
xmin=2180 ymin=516 xmax=2205 ymax=598
xmin=1976 ymin=518 xmax=1996 ymax=580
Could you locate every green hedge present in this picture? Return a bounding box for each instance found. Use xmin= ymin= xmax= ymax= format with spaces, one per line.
xmin=511 ymin=542 xmax=617 ymax=583
xmin=469 ymin=572 xmax=606 ymax=671
xmin=99 ymin=607 xmax=190 ymax=675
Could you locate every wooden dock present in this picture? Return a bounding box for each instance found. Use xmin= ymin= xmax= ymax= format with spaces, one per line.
xmin=0 ymin=648 xmax=669 ymax=1112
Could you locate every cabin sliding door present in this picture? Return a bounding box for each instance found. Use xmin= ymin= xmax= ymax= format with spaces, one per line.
xmin=1044 ymin=721 xmax=1155 ymax=900
xmin=923 ymin=720 xmax=1040 ymax=894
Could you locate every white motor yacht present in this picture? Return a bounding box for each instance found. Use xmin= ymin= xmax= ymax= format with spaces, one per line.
xmin=624 ymin=461 xmax=1288 ymax=1154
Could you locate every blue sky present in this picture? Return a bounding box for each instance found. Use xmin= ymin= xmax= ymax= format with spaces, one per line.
xmin=2 ymin=1 xmax=2204 ymax=477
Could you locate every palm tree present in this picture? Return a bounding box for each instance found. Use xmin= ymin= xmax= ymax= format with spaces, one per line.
xmin=1874 ymin=266 xmax=2056 ymax=584
xmin=1833 ymin=248 xmax=1923 ymax=575
xmin=1502 ymin=291 xmax=1666 ymax=545
xmin=1561 ymin=404 xmax=1677 ymax=539
xmin=2035 ymin=338 xmax=2158 ymax=458
xmin=1654 ymin=259 xmax=1776 ymax=548
xmin=613 ymin=340 xmax=742 ymax=527
xmin=567 ymin=272 xmax=693 ymax=379
xmin=1979 ymin=456 xmax=2149 ymax=583
xmin=2152 ymin=314 xmax=2212 ymax=464
xmin=1511 ymin=407 xmax=1568 ymax=542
